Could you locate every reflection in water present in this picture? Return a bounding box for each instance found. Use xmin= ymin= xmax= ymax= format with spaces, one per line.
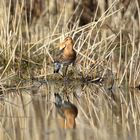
xmin=54 ymin=93 xmax=78 ymax=129
xmin=0 ymin=80 xmax=140 ymax=140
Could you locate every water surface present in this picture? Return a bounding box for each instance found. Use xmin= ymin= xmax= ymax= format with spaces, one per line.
xmin=0 ymin=79 xmax=140 ymax=140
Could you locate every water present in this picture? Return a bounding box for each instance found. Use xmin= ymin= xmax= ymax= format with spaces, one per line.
xmin=0 ymin=79 xmax=140 ymax=140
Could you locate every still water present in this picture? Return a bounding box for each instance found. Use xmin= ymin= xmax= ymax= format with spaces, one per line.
xmin=0 ymin=79 xmax=140 ymax=140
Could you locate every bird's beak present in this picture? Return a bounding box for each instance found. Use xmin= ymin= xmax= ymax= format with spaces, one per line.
xmin=59 ymin=42 xmax=66 ymax=51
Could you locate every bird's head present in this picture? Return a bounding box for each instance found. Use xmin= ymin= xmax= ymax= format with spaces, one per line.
xmin=59 ymin=37 xmax=74 ymax=51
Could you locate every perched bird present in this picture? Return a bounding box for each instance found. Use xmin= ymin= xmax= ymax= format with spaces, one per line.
xmin=54 ymin=93 xmax=78 ymax=129
xmin=54 ymin=37 xmax=76 ymax=76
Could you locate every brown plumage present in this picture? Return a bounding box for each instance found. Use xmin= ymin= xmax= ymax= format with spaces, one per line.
xmin=54 ymin=37 xmax=76 ymax=76
xmin=54 ymin=93 xmax=78 ymax=129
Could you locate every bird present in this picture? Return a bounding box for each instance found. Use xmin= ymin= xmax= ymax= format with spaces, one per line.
xmin=54 ymin=37 xmax=76 ymax=76
xmin=54 ymin=93 xmax=78 ymax=129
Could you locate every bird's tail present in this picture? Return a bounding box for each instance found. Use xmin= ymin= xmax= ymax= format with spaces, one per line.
xmin=54 ymin=62 xmax=61 ymax=73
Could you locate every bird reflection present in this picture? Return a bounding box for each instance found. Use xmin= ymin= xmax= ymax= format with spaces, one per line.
xmin=54 ymin=93 xmax=78 ymax=129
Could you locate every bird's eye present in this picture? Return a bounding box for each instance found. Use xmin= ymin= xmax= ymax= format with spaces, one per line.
xmin=65 ymin=37 xmax=69 ymax=41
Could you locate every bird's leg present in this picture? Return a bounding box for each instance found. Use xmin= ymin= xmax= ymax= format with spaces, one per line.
xmin=65 ymin=65 xmax=68 ymax=76
xmin=63 ymin=65 xmax=68 ymax=77
xmin=66 ymin=95 xmax=70 ymax=102
xmin=63 ymin=65 xmax=69 ymax=82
